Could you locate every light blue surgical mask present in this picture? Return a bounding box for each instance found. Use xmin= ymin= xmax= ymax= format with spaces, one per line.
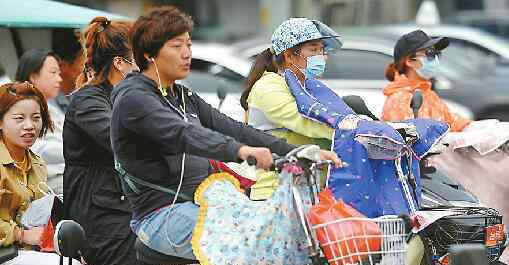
xmin=416 ymin=55 xmax=440 ymax=80
xmin=305 ymin=55 xmax=326 ymax=78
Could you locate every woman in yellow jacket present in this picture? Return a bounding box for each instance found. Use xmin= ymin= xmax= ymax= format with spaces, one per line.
xmin=0 ymin=82 xmax=68 ymax=264
xmin=241 ymin=18 xmax=339 ymax=149
xmin=240 ymin=18 xmax=342 ymax=199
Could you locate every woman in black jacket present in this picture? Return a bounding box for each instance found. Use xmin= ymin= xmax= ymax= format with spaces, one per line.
xmin=62 ymin=17 xmax=139 ymax=265
xmin=110 ymin=6 xmax=341 ymax=260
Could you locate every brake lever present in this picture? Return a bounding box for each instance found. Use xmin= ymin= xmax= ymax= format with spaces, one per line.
xmin=246 ymin=154 xmax=286 ymax=172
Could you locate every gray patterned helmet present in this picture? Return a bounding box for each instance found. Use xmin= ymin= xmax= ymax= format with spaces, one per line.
xmin=271 ymin=18 xmax=342 ymax=56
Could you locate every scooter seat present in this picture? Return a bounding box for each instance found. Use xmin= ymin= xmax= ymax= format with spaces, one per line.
xmin=134 ymin=238 xmax=198 ymax=265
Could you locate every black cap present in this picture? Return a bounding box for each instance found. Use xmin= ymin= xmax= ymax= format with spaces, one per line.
xmin=393 ymin=30 xmax=449 ymax=62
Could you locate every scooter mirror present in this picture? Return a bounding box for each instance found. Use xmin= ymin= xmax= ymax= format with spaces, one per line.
xmin=54 ymin=220 xmax=87 ymax=261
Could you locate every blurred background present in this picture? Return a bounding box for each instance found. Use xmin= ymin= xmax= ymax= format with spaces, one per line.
xmin=56 ymin=0 xmax=509 ymax=41
xmin=2 ymin=0 xmax=509 ymax=121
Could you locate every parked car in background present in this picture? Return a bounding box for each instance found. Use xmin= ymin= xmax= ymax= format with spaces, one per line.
xmin=178 ymin=42 xmax=250 ymax=121
xmin=352 ymin=23 xmax=509 ymax=76
xmin=446 ymin=10 xmax=509 ymax=41
xmin=337 ymin=26 xmax=509 ymax=121
xmin=366 ymin=24 xmax=509 ymax=59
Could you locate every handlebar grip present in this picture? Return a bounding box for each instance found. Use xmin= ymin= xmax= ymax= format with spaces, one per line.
xmin=246 ymin=156 xmax=257 ymax=166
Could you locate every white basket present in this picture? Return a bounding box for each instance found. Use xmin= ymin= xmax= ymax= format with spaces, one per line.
xmin=310 ymin=216 xmax=407 ymax=265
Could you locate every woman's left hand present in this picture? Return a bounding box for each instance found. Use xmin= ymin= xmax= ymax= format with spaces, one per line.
xmin=319 ymin=150 xmax=342 ymax=168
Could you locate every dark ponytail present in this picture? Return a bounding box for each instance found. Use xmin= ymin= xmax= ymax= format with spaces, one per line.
xmin=240 ymin=48 xmax=278 ymax=110
xmin=384 ymin=62 xmax=399 ymax=81
xmin=76 ymin=17 xmax=132 ymax=89
xmin=385 ymin=54 xmax=414 ymax=81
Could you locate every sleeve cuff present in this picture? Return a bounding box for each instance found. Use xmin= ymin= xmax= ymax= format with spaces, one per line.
xmin=225 ymin=141 xmax=244 ymax=162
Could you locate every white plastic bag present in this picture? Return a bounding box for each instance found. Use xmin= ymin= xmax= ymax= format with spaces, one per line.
xmin=441 ymin=119 xmax=509 ymax=155
xmin=20 ymin=183 xmax=62 ymax=229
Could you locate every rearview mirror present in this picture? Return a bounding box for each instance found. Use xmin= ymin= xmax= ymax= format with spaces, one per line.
xmin=217 ymin=84 xmax=227 ymax=109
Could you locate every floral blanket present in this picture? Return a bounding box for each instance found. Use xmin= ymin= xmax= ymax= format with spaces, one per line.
xmin=192 ymin=171 xmax=311 ymax=265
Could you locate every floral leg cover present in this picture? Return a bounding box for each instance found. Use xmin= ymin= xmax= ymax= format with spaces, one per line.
xmin=192 ymin=172 xmax=312 ymax=265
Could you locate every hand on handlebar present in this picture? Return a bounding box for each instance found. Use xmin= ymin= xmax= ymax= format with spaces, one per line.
xmin=237 ymin=145 xmax=273 ymax=170
xmin=319 ymin=150 xmax=343 ymax=168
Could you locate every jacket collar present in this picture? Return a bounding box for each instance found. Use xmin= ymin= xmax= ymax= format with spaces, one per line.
xmin=128 ymin=72 xmax=159 ymax=92
xmin=0 ymin=139 xmax=44 ymax=167
xmin=383 ymin=73 xmax=432 ymax=96
xmin=80 ymin=81 xmax=114 ymax=97
xmin=126 ymin=72 xmax=185 ymax=96
xmin=99 ymin=81 xmax=114 ymax=98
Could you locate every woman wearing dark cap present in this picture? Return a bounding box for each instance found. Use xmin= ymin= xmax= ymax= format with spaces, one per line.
xmin=381 ymin=29 xmax=470 ymax=132
xmin=62 ymin=17 xmax=139 ymax=265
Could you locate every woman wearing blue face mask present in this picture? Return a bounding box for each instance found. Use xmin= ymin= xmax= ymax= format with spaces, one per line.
xmin=239 ymin=18 xmax=343 ymax=201
xmin=240 ymin=18 xmax=341 ymax=149
xmin=382 ymin=30 xmax=470 ymax=132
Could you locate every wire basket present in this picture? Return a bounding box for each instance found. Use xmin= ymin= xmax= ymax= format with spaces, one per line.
xmin=311 ymin=216 xmax=407 ymax=265
xmin=420 ymin=207 xmax=505 ymax=263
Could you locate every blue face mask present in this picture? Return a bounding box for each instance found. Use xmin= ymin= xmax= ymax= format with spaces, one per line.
xmin=305 ymin=55 xmax=326 ymax=78
xmin=416 ymin=55 xmax=440 ymax=80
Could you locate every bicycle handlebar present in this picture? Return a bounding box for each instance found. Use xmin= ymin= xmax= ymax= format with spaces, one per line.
xmin=246 ymin=155 xmax=257 ymax=166
xmin=246 ymin=154 xmax=346 ymax=173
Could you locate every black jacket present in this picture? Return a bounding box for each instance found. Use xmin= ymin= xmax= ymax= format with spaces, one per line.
xmin=110 ymin=73 xmax=294 ymax=220
xmin=63 ymin=82 xmax=137 ymax=265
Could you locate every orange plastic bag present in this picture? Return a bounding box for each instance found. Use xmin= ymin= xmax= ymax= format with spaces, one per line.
xmin=39 ymin=219 xmax=55 ymax=252
xmin=307 ymin=188 xmax=382 ymax=265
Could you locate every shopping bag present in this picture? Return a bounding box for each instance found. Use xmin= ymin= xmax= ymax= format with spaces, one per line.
xmin=307 ymin=188 xmax=382 ymax=265
xmin=20 ymin=183 xmax=63 ymax=252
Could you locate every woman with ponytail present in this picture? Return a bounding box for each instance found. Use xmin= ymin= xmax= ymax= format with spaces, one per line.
xmin=62 ymin=17 xmax=139 ymax=265
xmin=241 ymin=24 xmax=336 ymax=148
xmin=381 ymin=30 xmax=470 ymax=132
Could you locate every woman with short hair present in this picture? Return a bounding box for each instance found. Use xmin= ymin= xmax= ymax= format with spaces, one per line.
xmin=0 ymin=82 xmax=80 ymax=264
xmin=110 ymin=6 xmax=340 ymax=260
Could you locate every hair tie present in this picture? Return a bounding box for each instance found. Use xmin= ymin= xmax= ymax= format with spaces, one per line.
xmin=25 ymin=81 xmax=34 ymax=90
xmin=7 ymin=85 xmax=17 ymax=96
xmin=97 ymin=19 xmax=111 ymax=32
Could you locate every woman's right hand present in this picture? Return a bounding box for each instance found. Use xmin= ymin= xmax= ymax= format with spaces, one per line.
xmin=21 ymin=227 xmax=44 ymax=245
xmin=237 ymin=145 xmax=273 ymax=170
